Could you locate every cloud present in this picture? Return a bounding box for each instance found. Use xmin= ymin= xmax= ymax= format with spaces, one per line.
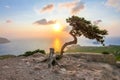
xmin=40 ymin=4 xmax=54 ymax=12
xmin=93 ymin=20 xmax=102 ymax=25
xmin=6 ymin=20 xmax=12 ymax=23
xmin=4 ymin=5 xmax=10 ymax=9
xmin=59 ymin=0 xmax=85 ymax=14
xmin=33 ymin=19 xmax=56 ymax=25
xmin=59 ymin=1 xmax=76 ymax=8
xmin=105 ymin=0 xmax=120 ymax=11
xmin=71 ymin=2 xmax=85 ymax=14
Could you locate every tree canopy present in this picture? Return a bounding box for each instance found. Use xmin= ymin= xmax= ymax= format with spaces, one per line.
xmin=60 ymin=16 xmax=108 ymax=55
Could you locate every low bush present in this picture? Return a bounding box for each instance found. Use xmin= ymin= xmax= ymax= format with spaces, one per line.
xmin=102 ymin=51 xmax=110 ymax=54
xmin=113 ymin=51 xmax=120 ymax=61
xmin=19 ymin=49 xmax=45 ymax=57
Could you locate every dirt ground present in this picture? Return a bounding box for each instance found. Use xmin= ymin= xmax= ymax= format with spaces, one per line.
xmin=0 ymin=53 xmax=120 ymax=80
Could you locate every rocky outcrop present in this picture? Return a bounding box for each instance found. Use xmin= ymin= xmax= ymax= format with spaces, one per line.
xmin=0 ymin=37 xmax=10 ymax=44
xmin=0 ymin=53 xmax=120 ymax=80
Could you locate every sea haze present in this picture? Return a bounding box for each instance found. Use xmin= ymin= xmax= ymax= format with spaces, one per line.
xmin=0 ymin=38 xmax=53 ymax=55
xmin=0 ymin=37 xmax=120 ymax=55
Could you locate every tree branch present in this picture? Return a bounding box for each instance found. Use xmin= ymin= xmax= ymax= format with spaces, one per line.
xmin=60 ymin=31 xmax=78 ymax=56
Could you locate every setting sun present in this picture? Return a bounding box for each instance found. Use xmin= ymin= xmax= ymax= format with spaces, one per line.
xmin=53 ymin=23 xmax=61 ymax=32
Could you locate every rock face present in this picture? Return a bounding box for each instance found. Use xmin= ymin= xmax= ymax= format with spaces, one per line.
xmin=0 ymin=37 xmax=10 ymax=44
xmin=0 ymin=53 xmax=120 ymax=80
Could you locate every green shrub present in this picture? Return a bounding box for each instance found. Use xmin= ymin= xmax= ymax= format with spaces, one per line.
xmin=102 ymin=51 xmax=110 ymax=54
xmin=113 ymin=51 xmax=120 ymax=61
xmin=32 ymin=49 xmax=45 ymax=54
xmin=19 ymin=49 xmax=46 ymax=57
xmin=0 ymin=54 xmax=16 ymax=60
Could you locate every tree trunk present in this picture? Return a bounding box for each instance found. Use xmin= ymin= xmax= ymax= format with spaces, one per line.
xmin=60 ymin=31 xmax=77 ymax=56
xmin=48 ymin=48 xmax=61 ymax=68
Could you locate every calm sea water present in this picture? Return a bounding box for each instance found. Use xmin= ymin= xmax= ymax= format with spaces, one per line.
xmin=0 ymin=37 xmax=120 ymax=55
xmin=0 ymin=38 xmax=66 ymax=55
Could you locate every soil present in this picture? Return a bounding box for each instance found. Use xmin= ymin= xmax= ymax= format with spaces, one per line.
xmin=0 ymin=53 xmax=120 ymax=80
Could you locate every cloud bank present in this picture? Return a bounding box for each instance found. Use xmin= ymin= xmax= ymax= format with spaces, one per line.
xmin=33 ymin=19 xmax=56 ymax=25
xmin=105 ymin=0 xmax=120 ymax=11
xmin=93 ymin=20 xmax=102 ymax=25
xmin=6 ymin=20 xmax=12 ymax=23
xmin=59 ymin=0 xmax=85 ymax=14
xmin=40 ymin=4 xmax=54 ymax=12
xmin=35 ymin=0 xmax=85 ymax=14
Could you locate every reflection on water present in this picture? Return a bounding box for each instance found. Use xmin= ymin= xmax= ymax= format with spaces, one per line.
xmin=53 ymin=38 xmax=62 ymax=52
xmin=0 ymin=38 xmax=66 ymax=55
xmin=1 ymin=37 xmax=118 ymax=55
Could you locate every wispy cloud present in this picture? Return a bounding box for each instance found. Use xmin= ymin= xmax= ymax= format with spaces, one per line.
xmin=59 ymin=1 xmax=76 ymax=8
xmin=4 ymin=5 xmax=10 ymax=9
xmin=105 ymin=0 xmax=120 ymax=11
xmin=93 ymin=20 xmax=102 ymax=25
xmin=59 ymin=0 xmax=85 ymax=14
xmin=6 ymin=20 xmax=12 ymax=23
xmin=33 ymin=19 xmax=56 ymax=25
xmin=71 ymin=2 xmax=84 ymax=14
xmin=40 ymin=4 xmax=54 ymax=13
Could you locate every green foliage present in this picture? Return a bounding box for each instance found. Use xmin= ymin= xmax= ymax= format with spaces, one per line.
xmin=0 ymin=54 xmax=16 ymax=60
xmin=32 ymin=49 xmax=45 ymax=54
xmin=66 ymin=16 xmax=108 ymax=45
xmin=66 ymin=45 xmax=120 ymax=61
xmin=20 ymin=49 xmax=45 ymax=57
xmin=60 ymin=16 xmax=108 ymax=55
xmin=113 ymin=51 xmax=120 ymax=61
xmin=102 ymin=51 xmax=110 ymax=54
xmin=67 ymin=45 xmax=120 ymax=53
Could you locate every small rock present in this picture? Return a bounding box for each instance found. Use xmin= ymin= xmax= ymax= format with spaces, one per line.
xmin=33 ymin=65 xmax=41 ymax=70
xmin=33 ymin=57 xmax=45 ymax=62
xmin=61 ymin=68 xmax=66 ymax=72
xmin=32 ymin=53 xmax=45 ymax=57
xmin=18 ymin=62 xmax=22 ymax=66
xmin=116 ymin=61 xmax=120 ymax=68
xmin=26 ymin=62 xmax=31 ymax=66
xmin=59 ymin=68 xmax=67 ymax=74
xmin=67 ymin=70 xmax=76 ymax=75
xmin=2 ymin=65 xmax=9 ymax=69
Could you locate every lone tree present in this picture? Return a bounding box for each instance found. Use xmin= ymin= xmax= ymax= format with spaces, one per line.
xmin=60 ymin=16 xmax=108 ymax=56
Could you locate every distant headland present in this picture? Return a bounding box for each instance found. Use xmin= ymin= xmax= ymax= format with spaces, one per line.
xmin=0 ymin=37 xmax=10 ymax=44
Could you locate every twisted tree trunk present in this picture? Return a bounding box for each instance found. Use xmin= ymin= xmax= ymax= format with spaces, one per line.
xmin=60 ymin=31 xmax=77 ymax=56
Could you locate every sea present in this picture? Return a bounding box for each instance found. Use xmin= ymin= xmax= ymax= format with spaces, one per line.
xmin=0 ymin=37 xmax=120 ymax=55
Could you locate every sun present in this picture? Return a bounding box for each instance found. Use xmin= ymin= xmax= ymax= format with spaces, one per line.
xmin=53 ymin=23 xmax=61 ymax=32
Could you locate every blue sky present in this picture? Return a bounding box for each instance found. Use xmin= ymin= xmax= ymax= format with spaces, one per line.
xmin=0 ymin=0 xmax=120 ymax=39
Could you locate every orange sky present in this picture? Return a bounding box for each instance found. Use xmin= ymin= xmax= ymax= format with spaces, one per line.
xmin=0 ymin=0 xmax=120 ymax=39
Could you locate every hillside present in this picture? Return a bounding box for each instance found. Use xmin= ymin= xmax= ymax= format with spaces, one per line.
xmin=0 ymin=53 xmax=120 ymax=80
xmin=0 ymin=37 xmax=10 ymax=44
xmin=66 ymin=45 xmax=120 ymax=61
xmin=66 ymin=45 xmax=120 ymax=53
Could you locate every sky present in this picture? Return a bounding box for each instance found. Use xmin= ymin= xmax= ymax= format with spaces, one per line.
xmin=0 ymin=0 xmax=120 ymax=39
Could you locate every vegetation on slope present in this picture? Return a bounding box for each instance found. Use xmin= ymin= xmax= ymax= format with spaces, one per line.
xmin=19 ymin=49 xmax=46 ymax=57
xmin=66 ymin=45 xmax=120 ymax=60
xmin=0 ymin=55 xmax=16 ymax=60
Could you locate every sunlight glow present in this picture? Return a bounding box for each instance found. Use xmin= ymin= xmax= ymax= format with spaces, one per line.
xmin=53 ymin=23 xmax=61 ymax=32
xmin=53 ymin=38 xmax=61 ymax=52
